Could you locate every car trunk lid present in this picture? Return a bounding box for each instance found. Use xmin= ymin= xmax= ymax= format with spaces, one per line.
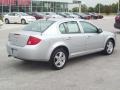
xmin=8 ymin=31 xmax=41 ymax=47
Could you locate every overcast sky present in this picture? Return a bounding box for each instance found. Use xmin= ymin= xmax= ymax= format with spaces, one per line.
xmin=81 ymin=0 xmax=118 ymax=7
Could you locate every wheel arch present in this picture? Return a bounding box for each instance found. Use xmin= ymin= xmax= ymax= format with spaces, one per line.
xmin=52 ymin=46 xmax=69 ymax=56
xmin=48 ymin=44 xmax=70 ymax=61
xmin=21 ymin=18 xmax=26 ymax=21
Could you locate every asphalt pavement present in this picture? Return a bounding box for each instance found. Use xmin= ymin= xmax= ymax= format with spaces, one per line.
xmin=0 ymin=16 xmax=120 ymax=90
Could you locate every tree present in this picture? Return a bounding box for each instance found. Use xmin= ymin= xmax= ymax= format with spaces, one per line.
xmin=71 ymin=2 xmax=119 ymax=14
xmin=72 ymin=4 xmax=88 ymax=12
xmin=81 ymin=4 xmax=88 ymax=12
xmin=104 ymin=5 xmax=112 ymax=15
xmin=88 ymin=7 xmax=94 ymax=12
xmin=94 ymin=4 xmax=104 ymax=13
xmin=111 ymin=3 xmax=118 ymax=13
xmin=72 ymin=7 xmax=79 ymax=12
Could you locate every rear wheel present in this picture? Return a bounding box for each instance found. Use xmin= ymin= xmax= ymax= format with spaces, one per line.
xmin=21 ymin=19 xmax=26 ymax=24
xmin=49 ymin=48 xmax=68 ymax=70
xmin=5 ymin=19 xmax=9 ymax=24
xmin=103 ymin=39 xmax=114 ymax=55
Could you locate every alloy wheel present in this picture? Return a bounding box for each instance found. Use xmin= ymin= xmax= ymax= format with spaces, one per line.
xmin=54 ymin=51 xmax=66 ymax=68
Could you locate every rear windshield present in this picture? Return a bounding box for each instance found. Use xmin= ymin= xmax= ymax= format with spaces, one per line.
xmin=23 ymin=20 xmax=55 ymax=33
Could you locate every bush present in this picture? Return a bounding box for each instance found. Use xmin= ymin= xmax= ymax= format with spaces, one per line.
xmin=0 ymin=15 xmax=3 ymax=21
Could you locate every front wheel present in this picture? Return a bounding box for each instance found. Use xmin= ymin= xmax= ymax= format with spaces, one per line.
xmin=49 ymin=48 xmax=68 ymax=70
xmin=21 ymin=19 xmax=26 ymax=24
xmin=103 ymin=39 xmax=114 ymax=55
xmin=5 ymin=19 xmax=10 ymax=24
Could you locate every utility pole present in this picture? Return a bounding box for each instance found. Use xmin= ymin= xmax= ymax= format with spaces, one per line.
xmin=2 ymin=0 xmax=3 ymax=15
xmin=79 ymin=2 xmax=81 ymax=13
xmin=16 ymin=0 xmax=18 ymax=12
xmin=9 ymin=0 xmax=11 ymax=13
xmin=73 ymin=0 xmax=81 ymax=13
xmin=118 ymin=0 xmax=120 ymax=13
xmin=99 ymin=3 xmax=101 ymax=14
xmin=30 ymin=0 xmax=32 ymax=12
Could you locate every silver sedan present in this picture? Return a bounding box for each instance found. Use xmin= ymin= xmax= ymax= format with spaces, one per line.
xmin=7 ymin=19 xmax=116 ymax=70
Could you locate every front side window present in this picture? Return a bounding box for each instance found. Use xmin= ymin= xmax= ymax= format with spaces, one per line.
xmin=23 ymin=20 xmax=55 ymax=33
xmin=80 ymin=21 xmax=98 ymax=33
xmin=65 ymin=21 xmax=80 ymax=33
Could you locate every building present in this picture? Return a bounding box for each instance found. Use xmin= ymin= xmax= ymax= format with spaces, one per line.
xmin=32 ymin=0 xmax=73 ymax=12
xmin=0 ymin=0 xmax=81 ymax=13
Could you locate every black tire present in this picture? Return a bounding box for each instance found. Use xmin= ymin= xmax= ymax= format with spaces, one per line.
xmin=21 ymin=19 xmax=26 ymax=24
xmin=49 ymin=48 xmax=68 ymax=70
xmin=5 ymin=19 xmax=9 ymax=24
xmin=103 ymin=39 xmax=114 ymax=55
xmin=114 ymin=23 xmax=120 ymax=29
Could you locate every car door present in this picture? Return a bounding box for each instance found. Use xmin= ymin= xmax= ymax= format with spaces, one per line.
xmin=59 ymin=21 xmax=86 ymax=56
xmin=8 ymin=13 xmax=15 ymax=23
xmin=80 ymin=21 xmax=105 ymax=52
xmin=14 ymin=13 xmax=21 ymax=23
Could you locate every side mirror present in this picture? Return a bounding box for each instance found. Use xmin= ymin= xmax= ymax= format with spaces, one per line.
xmin=97 ymin=28 xmax=103 ymax=33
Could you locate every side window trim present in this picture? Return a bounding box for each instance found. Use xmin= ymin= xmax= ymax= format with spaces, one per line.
xmin=59 ymin=23 xmax=67 ymax=34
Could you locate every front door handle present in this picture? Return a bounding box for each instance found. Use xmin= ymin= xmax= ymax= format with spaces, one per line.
xmin=66 ymin=37 xmax=72 ymax=40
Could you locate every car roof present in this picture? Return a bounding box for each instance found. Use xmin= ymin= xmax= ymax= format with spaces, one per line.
xmin=44 ymin=18 xmax=96 ymax=27
xmin=47 ymin=18 xmax=85 ymax=22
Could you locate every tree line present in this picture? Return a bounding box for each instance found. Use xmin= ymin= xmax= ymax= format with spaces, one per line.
xmin=72 ymin=2 xmax=120 ymax=14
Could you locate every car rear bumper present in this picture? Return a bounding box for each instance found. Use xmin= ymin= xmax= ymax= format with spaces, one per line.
xmin=7 ymin=42 xmax=49 ymax=61
xmin=114 ymin=23 xmax=120 ymax=29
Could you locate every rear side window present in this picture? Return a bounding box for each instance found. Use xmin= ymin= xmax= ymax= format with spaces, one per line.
xmin=65 ymin=21 xmax=80 ymax=33
xmin=23 ymin=20 xmax=55 ymax=33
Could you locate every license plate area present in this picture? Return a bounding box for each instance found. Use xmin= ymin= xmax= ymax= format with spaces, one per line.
xmin=11 ymin=48 xmax=18 ymax=57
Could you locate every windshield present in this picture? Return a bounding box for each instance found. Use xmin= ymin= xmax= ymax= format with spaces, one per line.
xmin=23 ymin=20 xmax=55 ymax=33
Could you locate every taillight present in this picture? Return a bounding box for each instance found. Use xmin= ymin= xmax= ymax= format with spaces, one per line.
xmin=27 ymin=36 xmax=41 ymax=45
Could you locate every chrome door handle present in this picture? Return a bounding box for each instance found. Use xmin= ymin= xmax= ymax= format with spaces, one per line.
xmin=87 ymin=35 xmax=92 ymax=38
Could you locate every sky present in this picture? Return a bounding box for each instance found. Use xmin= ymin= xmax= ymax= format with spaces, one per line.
xmin=81 ymin=0 xmax=118 ymax=7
